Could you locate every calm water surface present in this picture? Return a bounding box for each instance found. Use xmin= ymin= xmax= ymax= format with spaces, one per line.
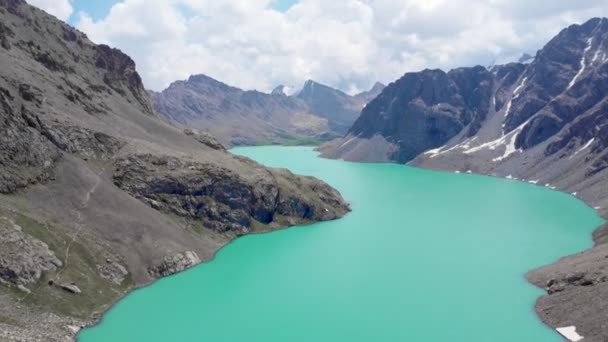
xmin=79 ymin=146 xmax=603 ymax=342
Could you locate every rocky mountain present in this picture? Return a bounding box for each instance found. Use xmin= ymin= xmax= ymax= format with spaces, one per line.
xmin=0 ymin=1 xmax=349 ymax=341
xmin=354 ymin=81 xmax=386 ymax=103
xmin=320 ymin=17 xmax=608 ymax=341
xmin=293 ymin=80 xmax=375 ymax=133
xmin=151 ymin=76 xmax=377 ymax=146
xmin=518 ymin=53 xmax=534 ymax=64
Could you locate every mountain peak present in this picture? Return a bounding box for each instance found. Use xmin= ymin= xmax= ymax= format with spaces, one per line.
xmin=271 ymin=84 xmax=298 ymax=96
xmin=187 ymin=74 xmax=224 ymax=86
xmin=296 ymin=79 xmax=350 ymax=99
xmin=271 ymin=85 xmax=286 ymax=95
xmin=518 ymin=53 xmax=533 ymax=64
xmin=166 ymin=74 xmax=241 ymax=93
xmin=355 ymin=82 xmax=386 ymax=102
xmin=300 ymin=79 xmax=318 ymax=91
xmin=366 ymin=82 xmax=386 ymax=95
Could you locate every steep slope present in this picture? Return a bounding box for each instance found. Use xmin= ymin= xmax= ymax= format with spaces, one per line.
xmin=324 ymin=67 xmax=495 ymax=162
xmin=0 ymin=1 xmax=349 ymax=341
xmin=151 ymin=77 xmax=374 ymax=146
xmin=320 ymin=17 xmax=608 ymax=340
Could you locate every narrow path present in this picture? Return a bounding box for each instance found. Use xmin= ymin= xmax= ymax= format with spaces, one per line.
xmin=63 ymin=173 xmax=103 ymax=264
xmin=18 ymin=168 xmax=105 ymax=302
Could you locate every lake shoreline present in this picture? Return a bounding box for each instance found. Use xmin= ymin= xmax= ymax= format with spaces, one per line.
xmin=415 ymin=169 xmax=608 ymax=341
xmin=320 ymin=151 xmax=608 ymax=341
xmin=78 ymin=146 xmax=603 ymax=341
xmin=75 ymin=214 xmax=349 ymax=341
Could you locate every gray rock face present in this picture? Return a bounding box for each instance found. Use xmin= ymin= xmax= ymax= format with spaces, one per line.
xmin=59 ymin=283 xmax=82 ymax=295
xmin=148 ymin=251 xmax=201 ymax=278
xmin=98 ymin=259 xmax=129 ymax=285
xmin=0 ymin=217 xmax=62 ymax=286
xmin=113 ymin=153 xmax=349 ymax=234
xmin=183 ymin=128 xmax=226 ymax=151
xmin=324 ymin=66 xmax=494 ymax=162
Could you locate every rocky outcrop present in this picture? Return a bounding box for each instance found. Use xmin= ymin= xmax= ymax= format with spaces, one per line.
xmin=544 ymin=272 xmax=606 ymax=295
xmin=151 ymin=76 xmax=377 ymax=146
xmin=148 ymin=251 xmax=201 ymax=278
xmin=183 ymin=128 xmax=225 ymax=151
xmin=59 ymin=283 xmax=82 ymax=295
xmin=95 ymin=44 xmax=154 ymax=115
xmin=0 ymin=217 xmax=62 ymax=286
xmin=113 ymin=153 xmax=349 ymax=234
xmin=97 ymin=259 xmax=129 ymax=285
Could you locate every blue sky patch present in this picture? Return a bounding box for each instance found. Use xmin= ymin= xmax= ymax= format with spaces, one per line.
xmin=68 ymin=0 xmax=298 ymax=25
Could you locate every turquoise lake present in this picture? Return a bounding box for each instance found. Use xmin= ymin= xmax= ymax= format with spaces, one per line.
xmin=79 ymin=146 xmax=604 ymax=341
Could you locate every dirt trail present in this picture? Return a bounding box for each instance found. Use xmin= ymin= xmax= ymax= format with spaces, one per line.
xmin=18 ymin=168 xmax=105 ymax=302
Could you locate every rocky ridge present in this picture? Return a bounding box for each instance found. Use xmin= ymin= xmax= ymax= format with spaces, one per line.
xmin=151 ymin=75 xmax=383 ymax=146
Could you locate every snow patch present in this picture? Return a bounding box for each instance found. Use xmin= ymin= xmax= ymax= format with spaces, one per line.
xmin=504 ymin=100 xmax=512 ymax=118
xmin=424 ymin=145 xmax=447 ymax=156
xmin=506 ymin=175 xmax=513 ymax=179
xmin=425 ymin=137 xmax=477 ymax=158
xmin=573 ymin=138 xmax=595 ymax=156
xmin=567 ymin=38 xmax=593 ymax=90
xmin=512 ymin=77 xmax=528 ymax=99
xmin=465 ymin=118 xmax=530 ymax=162
xmin=339 ymin=137 xmax=357 ymax=149
xmin=68 ymin=325 xmax=81 ymax=334
xmin=556 ymin=326 xmax=584 ymax=342
xmin=528 ymin=180 xmax=539 ymax=184
xmin=592 ymin=48 xmax=602 ymax=63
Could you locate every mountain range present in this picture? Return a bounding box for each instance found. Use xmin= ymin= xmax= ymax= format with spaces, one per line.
xmin=1 ymin=0 xmax=608 ymax=340
xmin=320 ymin=17 xmax=608 ymax=339
xmin=151 ymin=76 xmax=384 ymax=146
xmin=0 ymin=1 xmax=348 ymax=340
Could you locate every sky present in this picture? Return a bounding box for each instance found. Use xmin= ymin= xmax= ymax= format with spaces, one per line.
xmin=25 ymin=0 xmax=608 ymax=94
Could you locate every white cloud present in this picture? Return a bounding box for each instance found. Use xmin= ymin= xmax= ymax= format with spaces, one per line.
xmin=75 ymin=0 xmax=608 ymax=93
xmin=27 ymin=0 xmax=73 ymax=21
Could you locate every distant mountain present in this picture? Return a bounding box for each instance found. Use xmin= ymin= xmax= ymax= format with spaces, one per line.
xmin=320 ymin=17 xmax=608 ymax=340
xmin=271 ymin=84 xmax=298 ymax=96
xmin=322 ymin=18 xmax=608 ymax=204
xmin=152 ymin=77 xmax=375 ymax=145
xmin=518 ymin=53 xmax=534 ymax=63
xmin=293 ymin=79 xmax=371 ymax=133
xmin=354 ymin=82 xmax=386 ymax=103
